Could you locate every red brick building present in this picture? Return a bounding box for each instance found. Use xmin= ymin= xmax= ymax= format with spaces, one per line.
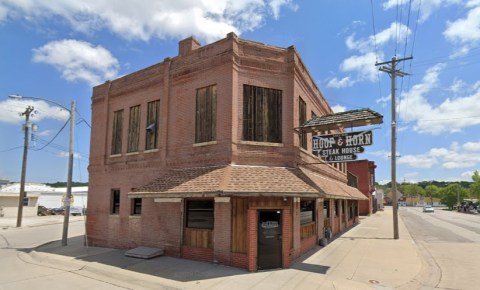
xmin=87 ymin=33 xmax=367 ymax=271
xmin=347 ymin=160 xmax=377 ymax=215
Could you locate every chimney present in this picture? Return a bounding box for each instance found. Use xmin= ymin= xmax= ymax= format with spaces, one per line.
xmin=179 ymin=36 xmax=201 ymax=57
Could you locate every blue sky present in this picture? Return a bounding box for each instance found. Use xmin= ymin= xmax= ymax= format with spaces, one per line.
xmin=1 ymin=0 xmax=479 ymax=184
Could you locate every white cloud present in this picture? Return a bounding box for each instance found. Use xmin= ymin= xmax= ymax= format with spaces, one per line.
xmin=463 ymin=141 xmax=480 ymax=151
xmin=461 ymin=170 xmax=475 ymax=180
xmin=329 ymin=21 xmax=410 ymax=89
xmin=398 ymin=154 xmax=437 ymax=168
xmin=57 ymin=151 xmax=82 ymax=159
xmin=398 ymin=141 xmax=480 ymax=170
xmin=449 ymin=78 xmax=466 ymax=94
xmin=331 ymin=104 xmax=346 ymax=113
xmin=32 ymin=39 xmax=119 ymax=86
xmin=0 ymin=0 xmax=296 ymax=43
xmin=0 ymin=99 xmax=70 ymax=125
xmin=269 ymin=0 xmax=298 ymax=19
xmin=340 ymin=52 xmax=379 ymax=82
xmin=376 ymin=94 xmax=391 ymax=105
xmin=367 ymin=150 xmax=391 ymax=159
xmin=444 ymin=6 xmax=480 ymax=43
xmin=326 ymin=76 xmax=355 ymax=88
xmin=346 ymin=22 xmax=411 ymax=54
xmin=398 ymin=63 xmax=480 ymax=134
xmin=383 ymin=0 xmax=462 ymax=23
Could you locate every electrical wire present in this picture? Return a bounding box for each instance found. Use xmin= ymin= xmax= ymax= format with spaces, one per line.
xmin=0 ymin=146 xmax=23 ymax=153
xmin=32 ymin=118 xmax=70 ymax=151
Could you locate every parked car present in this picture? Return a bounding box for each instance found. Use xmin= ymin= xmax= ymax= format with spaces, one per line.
xmin=37 ymin=205 xmax=52 ymax=216
xmin=51 ymin=207 xmax=65 ymax=215
xmin=423 ymin=205 xmax=434 ymax=213
xmin=69 ymin=206 xmax=84 ymax=216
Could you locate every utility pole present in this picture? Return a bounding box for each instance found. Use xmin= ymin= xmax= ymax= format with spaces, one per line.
xmin=62 ymin=100 xmax=76 ymax=246
xmin=17 ymin=106 xmax=35 ymax=227
xmin=376 ymin=56 xmax=412 ymax=240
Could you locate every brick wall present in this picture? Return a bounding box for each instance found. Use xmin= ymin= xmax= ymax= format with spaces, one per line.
xmin=213 ymin=198 xmax=232 ymax=264
xmin=88 ymin=33 xmax=350 ymax=269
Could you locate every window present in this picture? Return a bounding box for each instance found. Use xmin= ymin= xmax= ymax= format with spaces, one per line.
xmin=111 ymin=110 xmax=123 ymax=155
xmin=23 ymin=197 xmax=29 ymax=206
xmin=131 ymin=198 xmax=142 ymax=215
xmin=127 ymin=105 xmax=140 ymax=153
xmin=243 ymin=85 xmax=282 ymax=143
xmin=195 ymin=85 xmax=217 ymax=143
xmin=299 ymin=97 xmax=307 ymax=149
xmin=335 ymin=200 xmax=339 ymax=216
xmin=186 ymin=200 xmax=214 ymax=229
xmin=146 ymin=100 xmax=160 ymax=150
xmin=111 ymin=189 xmax=120 ymax=214
xmin=324 ymin=200 xmax=330 ymax=218
xmin=300 ymin=200 xmax=315 ymax=224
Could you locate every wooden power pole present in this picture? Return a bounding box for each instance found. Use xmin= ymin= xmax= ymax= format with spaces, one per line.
xmin=376 ymin=56 xmax=412 ymax=240
xmin=17 ymin=106 xmax=35 ymax=227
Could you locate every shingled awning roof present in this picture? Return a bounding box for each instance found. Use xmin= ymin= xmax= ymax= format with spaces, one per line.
xmin=128 ymin=164 xmax=367 ymax=200
xmin=300 ymin=108 xmax=383 ymax=133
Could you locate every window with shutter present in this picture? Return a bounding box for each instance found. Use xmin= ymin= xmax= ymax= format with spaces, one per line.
xmin=111 ymin=110 xmax=123 ymax=155
xmin=127 ymin=105 xmax=140 ymax=153
xmin=146 ymin=100 xmax=160 ymax=150
xmin=195 ymin=85 xmax=217 ymax=143
xmin=242 ymin=85 xmax=282 ymax=143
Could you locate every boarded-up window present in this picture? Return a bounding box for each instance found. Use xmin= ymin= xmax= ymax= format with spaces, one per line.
xmin=243 ymin=85 xmax=282 ymax=143
xmin=299 ymin=97 xmax=307 ymax=149
xmin=111 ymin=110 xmax=123 ymax=155
xmin=127 ymin=105 xmax=140 ymax=153
xmin=195 ymin=85 xmax=217 ymax=143
xmin=146 ymin=100 xmax=160 ymax=150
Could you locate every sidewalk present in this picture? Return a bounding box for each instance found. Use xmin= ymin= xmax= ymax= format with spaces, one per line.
xmin=23 ymin=207 xmax=423 ymax=290
xmin=0 ymin=215 xmax=85 ymax=228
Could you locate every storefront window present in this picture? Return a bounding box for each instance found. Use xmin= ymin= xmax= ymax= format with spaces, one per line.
xmin=300 ymin=200 xmax=315 ymax=224
xmin=185 ymin=200 xmax=214 ymax=229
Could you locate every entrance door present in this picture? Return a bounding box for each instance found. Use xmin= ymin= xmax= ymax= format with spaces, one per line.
xmin=257 ymin=210 xmax=282 ymax=270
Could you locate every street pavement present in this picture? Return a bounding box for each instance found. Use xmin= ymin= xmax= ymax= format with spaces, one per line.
xmin=1 ymin=208 xmax=425 ymax=289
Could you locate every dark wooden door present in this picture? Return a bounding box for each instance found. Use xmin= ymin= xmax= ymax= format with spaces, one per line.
xmin=257 ymin=210 xmax=282 ymax=270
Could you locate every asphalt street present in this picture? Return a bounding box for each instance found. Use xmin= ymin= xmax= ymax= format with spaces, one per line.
xmin=400 ymin=207 xmax=480 ymax=290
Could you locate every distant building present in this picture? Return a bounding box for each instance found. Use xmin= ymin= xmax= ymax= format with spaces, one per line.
xmin=0 ymin=183 xmax=44 ymax=217
xmin=0 ymin=183 xmax=88 ymax=218
xmin=375 ymin=189 xmax=384 ymax=210
xmin=347 ymin=160 xmax=376 ymax=215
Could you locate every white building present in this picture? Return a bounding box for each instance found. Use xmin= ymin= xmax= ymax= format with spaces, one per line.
xmin=0 ymin=183 xmax=88 ymax=218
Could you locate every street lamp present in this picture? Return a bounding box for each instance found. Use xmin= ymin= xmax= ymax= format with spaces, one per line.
xmin=9 ymin=94 xmax=75 ymax=246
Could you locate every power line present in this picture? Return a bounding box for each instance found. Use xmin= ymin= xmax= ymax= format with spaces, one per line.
xmin=0 ymin=146 xmax=24 ymax=153
xmin=33 ymin=119 xmax=69 ymax=151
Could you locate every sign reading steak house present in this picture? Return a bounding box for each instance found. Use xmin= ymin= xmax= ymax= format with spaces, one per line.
xmin=313 ymin=130 xmax=373 ymax=162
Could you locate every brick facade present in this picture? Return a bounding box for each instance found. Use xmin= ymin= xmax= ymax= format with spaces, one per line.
xmin=347 ymin=160 xmax=376 ymax=215
xmin=87 ymin=33 xmax=365 ymax=271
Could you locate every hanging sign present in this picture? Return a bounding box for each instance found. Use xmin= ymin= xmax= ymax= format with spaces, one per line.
xmin=312 ymin=130 xmax=373 ymax=152
xmin=324 ymin=154 xmax=358 ymax=162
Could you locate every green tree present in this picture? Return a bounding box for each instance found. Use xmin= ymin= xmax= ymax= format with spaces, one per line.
xmin=425 ymin=185 xmax=440 ymax=204
xmin=400 ymin=183 xmax=425 ymax=197
xmin=470 ymin=171 xmax=480 ymax=200
xmin=440 ymin=183 xmax=468 ymax=210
